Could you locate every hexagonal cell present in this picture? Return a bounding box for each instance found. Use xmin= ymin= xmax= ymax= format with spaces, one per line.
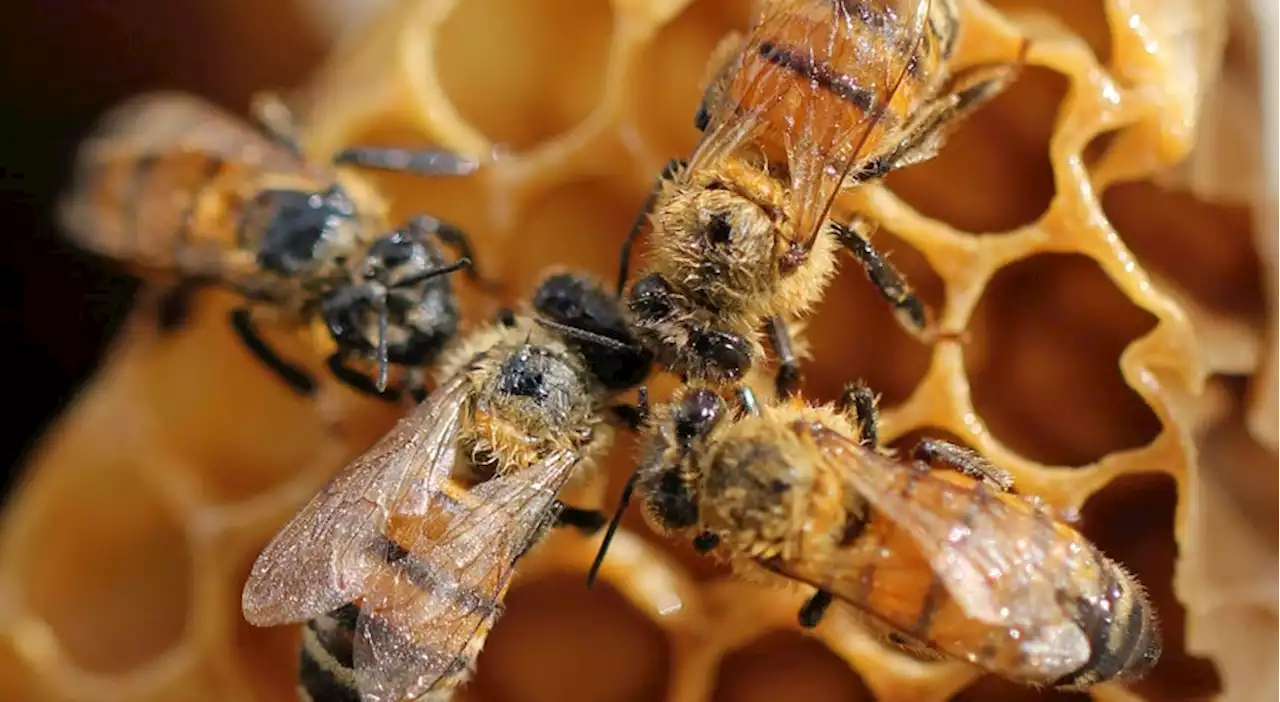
xmin=631 ymin=0 xmax=755 ymax=159
xmin=135 ymin=290 xmax=392 ymax=505
xmin=885 ymin=66 xmax=1065 ymax=235
xmin=713 ymin=630 xmax=872 ymax=702
xmin=1103 ymin=180 xmax=1264 ymax=318
xmin=966 ymin=253 xmax=1160 ymax=466
xmin=0 ymin=639 xmax=40 ymax=701
xmin=16 ymin=461 xmax=191 ymax=674
xmin=1081 ymin=127 xmax=1122 ymax=170
xmin=498 ymin=176 xmax=644 ymax=298
xmin=434 ymin=0 xmax=614 ymax=151
xmin=952 ymin=675 xmax=1090 ymax=702
xmin=803 ymin=228 xmax=943 ymax=407
xmin=1079 ymin=473 xmax=1223 ymax=700
xmin=473 ymin=574 xmax=670 ymax=702
xmin=986 ymin=0 xmax=1111 ymax=64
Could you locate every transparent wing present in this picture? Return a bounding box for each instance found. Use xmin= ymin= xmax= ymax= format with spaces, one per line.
xmin=352 ymin=449 xmax=583 ymax=702
xmin=689 ymin=0 xmax=932 ymax=251
xmin=804 ymin=424 xmax=1105 ymax=630
xmin=241 ymin=372 xmax=471 ymax=626
xmin=74 ymin=91 xmax=305 ymax=171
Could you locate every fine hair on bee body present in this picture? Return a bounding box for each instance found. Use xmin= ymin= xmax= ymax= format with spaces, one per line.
xmin=58 ymin=89 xmax=489 ymax=403
xmin=616 ymin=0 xmax=1028 ymax=398
xmin=242 ymin=270 xmax=652 ymax=702
xmin=590 ymin=381 xmax=1160 ymax=690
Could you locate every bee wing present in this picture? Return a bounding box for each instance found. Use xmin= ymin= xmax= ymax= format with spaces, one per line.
xmin=58 ymin=91 xmax=317 ymax=267
xmin=351 ymin=449 xmax=583 ymax=702
xmin=73 ymin=91 xmax=305 ymax=171
xmin=810 ymin=427 xmax=1105 ymax=630
xmin=241 ymin=372 xmax=471 ymax=627
xmin=690 ymin=0 xmax=932 ymax=251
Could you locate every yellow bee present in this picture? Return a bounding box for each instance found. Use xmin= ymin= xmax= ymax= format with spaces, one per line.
xmin=592 ymin=382 xmax=1161 ymax=689
xmin=242 ymin=272 xmax=650 ymax=702
xmin=59 ymin=90 xmax=484 ymax=400
xmin=617 ymin=0 xmax=1025 ymax=395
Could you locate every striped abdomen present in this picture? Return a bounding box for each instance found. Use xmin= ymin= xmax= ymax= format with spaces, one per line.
xmin=59 ymin=151 xmax=305 ymax=276
xmin=298 ymin=604 xmax=362 ymax=702
xmin=793 ymin=478 xmax=1160 ymax=687
xmin=296 ymin=531 xmax=510 ymax=702
xmin=726 ymin=0 xmax=956 ymax=160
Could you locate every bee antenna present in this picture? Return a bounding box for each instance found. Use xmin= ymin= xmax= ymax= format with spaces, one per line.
xmin=391 ymin=257 xmax=473 ymax=289
xmin=374 ymin=292 xmax=390 ymax=393
xmin=586 ymin=466 xmax=643 ymax=589
xmin=534 ymin=318 xmax=640 ymax=354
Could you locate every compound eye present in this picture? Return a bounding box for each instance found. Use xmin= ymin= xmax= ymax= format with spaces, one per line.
xmin=629 ymin=274 xmax=674 ymax=322
xmin=691 ymin=330 xmax=751 ymax=381
xmin=675 ymin=388 xmax=723 ymax=444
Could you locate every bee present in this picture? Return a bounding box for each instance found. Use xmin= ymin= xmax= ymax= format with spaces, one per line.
xmin=59 ymin=90 xmax=486 ymax=401
xmin=590 ymin=383 xmax=1161 ymax=689
xmin=241 ymin=271 xmax=651 ymax=702
xmin=616 ymin=0 xmax=1026 ymax=396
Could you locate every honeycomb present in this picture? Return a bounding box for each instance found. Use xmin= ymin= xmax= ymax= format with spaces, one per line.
xmin=1 ymin=1 xmax=1273 ymax=701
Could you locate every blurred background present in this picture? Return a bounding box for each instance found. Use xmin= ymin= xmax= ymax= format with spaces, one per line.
xmin=0 ymin=0 xmax=328 ymax=494
xmin=0 ymin=1 xmax=1272 ymax=701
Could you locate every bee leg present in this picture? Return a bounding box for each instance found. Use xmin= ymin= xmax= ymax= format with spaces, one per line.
xmin=765 ymin=316 xmax=802 ymax=400
xmin=912 ymin=439 xmax=1013 ymax=492
xmin=495 ymin=307 xmax=518 ymax=327
xmin=324 ymin=352 xmax=402 ymax=402
xmin=609 ymin=387 xmax=651 ymax=430
xmin=694 ymin=31 xmax=741 ymax=132
xmin=249 ymin=91 xmax=306 ymax=159
xmin=332 ymin=146 xmax=479 ymax=177
xmin=552 ymin=502 xmax=608 ymax=535
xmin=836 ymin=380 xmax=880 ymax=448
xmin=407 ymin=214 xmax=492 ymax=288
xmin=155 ymin=276 xmax=217 ymax=332
xmin=834 ymin=217 xmax=931 ymax=338
xmin=797 ymin=589 xmax=835 ymax=629
xmin=616 ymin=158 xmax=685 ymax=297
xmin=847 ymin=57 xmax=1026 ymax=187
xmin=229 ymin=307 xmax=316 ymax=395
xmin=692 ymin=531 xmax=720 ymax=554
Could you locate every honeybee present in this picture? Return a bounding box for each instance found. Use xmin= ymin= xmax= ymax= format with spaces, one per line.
xmin=59 ymin=90 xmax=485 ymax=401
xmin=241 ymin=271 xmax=651 ymax=702
xmin=591 ymin=383 xmax=1161 ymax=689
xmin=617 ymin=0 xmax=1026 ymax=396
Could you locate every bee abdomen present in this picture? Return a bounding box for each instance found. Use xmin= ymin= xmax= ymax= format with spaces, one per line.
xmin=1053 ymin=561 xmax=1161 ymax=689
xmin=298 ymin=604 xmax=361 ymax=702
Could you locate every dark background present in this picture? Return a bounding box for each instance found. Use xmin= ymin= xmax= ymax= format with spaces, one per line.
xmin=0 ymin=1 xmax=326 ymax=495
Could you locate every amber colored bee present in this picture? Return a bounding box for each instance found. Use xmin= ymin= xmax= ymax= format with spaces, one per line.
xmin=59 ymin=90 xmax=485 ymax=401
xmin=241 ymin=271 xmax=651 ymax=702
xmin=617 ymin=0 xmax=1026 ymax=396
xmin=590 ymin=383 xmax=1161 ymax=689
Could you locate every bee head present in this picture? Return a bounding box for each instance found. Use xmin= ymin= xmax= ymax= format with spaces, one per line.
xmin=319 ymin=224 xmax=469 ymax=389
xmin=253 ymin=184 xmax=355 ymax=276
xmin=491 ymin=344 xmax=589 ymax=425
xmin=626 ymin=273 xmax=753 ymax=382
xmin=533 ymin=271 xmax=652 ymax=390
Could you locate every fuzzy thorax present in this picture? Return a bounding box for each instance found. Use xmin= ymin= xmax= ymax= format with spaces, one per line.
xmin=432 ymin=316 xmax=610 ymax=481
